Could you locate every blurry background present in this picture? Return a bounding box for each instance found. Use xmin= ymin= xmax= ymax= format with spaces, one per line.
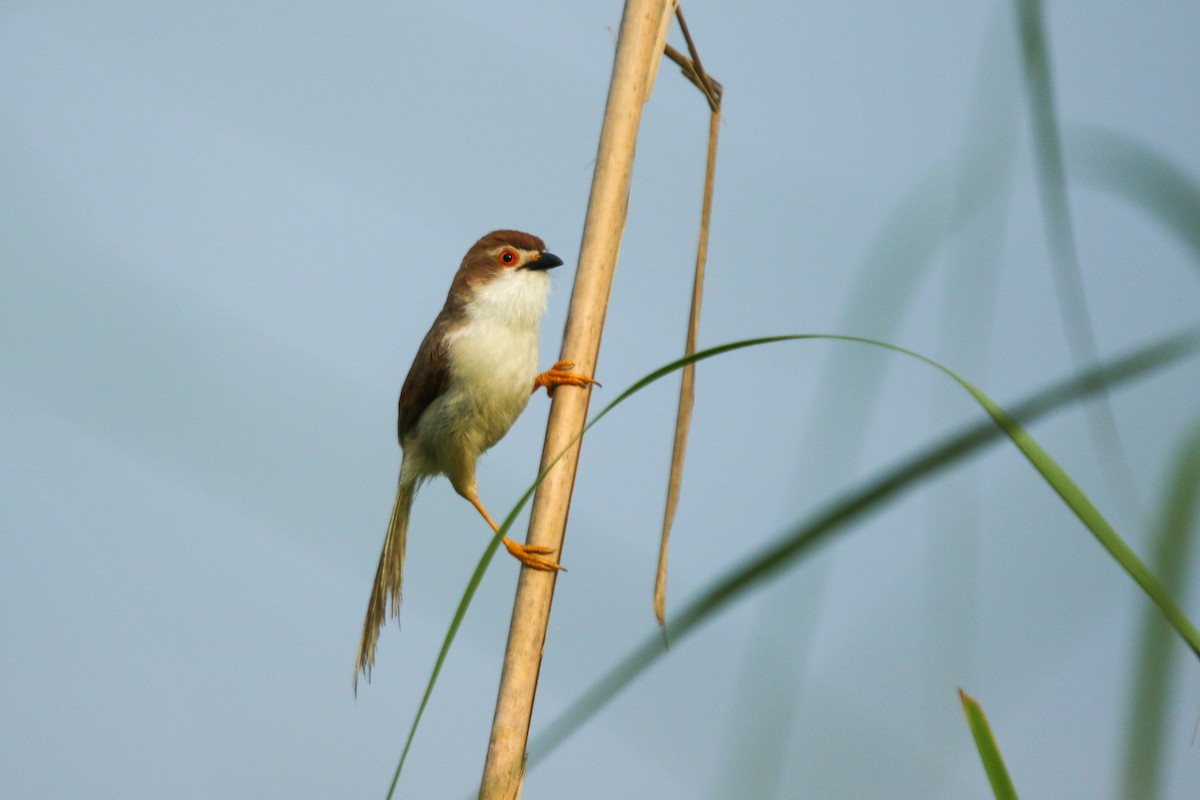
xmin=2 ymin=1 xmax=1198 ymax=797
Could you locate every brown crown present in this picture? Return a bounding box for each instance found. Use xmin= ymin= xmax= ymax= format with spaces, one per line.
xmin=469 ymin=230 xmax=548 ymax=254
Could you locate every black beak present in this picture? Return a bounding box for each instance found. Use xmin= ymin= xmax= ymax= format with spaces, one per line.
xmin=524 ymin=251 xmax=564 ymax=271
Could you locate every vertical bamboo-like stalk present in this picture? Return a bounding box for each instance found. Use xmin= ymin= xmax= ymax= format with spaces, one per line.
xmin=477 ymin=1 xmax=675 ymax=797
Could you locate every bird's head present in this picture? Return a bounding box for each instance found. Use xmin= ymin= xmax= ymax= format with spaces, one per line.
xmin=451 ymin=230 xmax=563 ymax=325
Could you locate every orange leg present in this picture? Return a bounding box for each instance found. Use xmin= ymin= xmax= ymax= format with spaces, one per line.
xmin=465 ymin=491 xmax=563 ymax=572
xmin=532 ymin=360 xmax=600 ymax=397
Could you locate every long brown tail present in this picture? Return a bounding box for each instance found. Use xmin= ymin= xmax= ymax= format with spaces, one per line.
xmin=355 ymin=476 xmax=416 ymax=692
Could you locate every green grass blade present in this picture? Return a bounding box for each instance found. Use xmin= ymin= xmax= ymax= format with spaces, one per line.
xmin=384 ymin=537 xmax=505 ymax=798
xmin=391 ymin=329 xmax=1199 ymax=794
xmin=384 ymin=335 xmax=810 ymax=796
xmin=525 ymin=329 xmax=1200 ymax=768
xmin=717 ymin=13 xmax=1021 ymax=792
xmin=927 ymin=349 xmax=1200 ymax=662
xmin=1120 ymin=419 xmax=1200 ymax=799
xmin=1060 ymin=125 xmax=1200 ymax=793
xmin=1067 ymin=125 xmax=1200 ymax=276
xmin=959 ymin=688 xmax=1020 ymax=800
xmin=1016 ymin=0 xmax=1142 ymax=523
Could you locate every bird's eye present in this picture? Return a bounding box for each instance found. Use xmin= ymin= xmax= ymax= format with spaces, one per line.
xmin=498 ymin=249 xmax=518 ymax=267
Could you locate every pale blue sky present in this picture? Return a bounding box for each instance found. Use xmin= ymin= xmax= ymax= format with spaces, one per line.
xmin=3 ymin=2 xmax=1199 ymax=798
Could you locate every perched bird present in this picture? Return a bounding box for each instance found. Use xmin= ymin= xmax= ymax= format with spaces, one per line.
xmin=356 ymin=230 xmax=596 ymax=687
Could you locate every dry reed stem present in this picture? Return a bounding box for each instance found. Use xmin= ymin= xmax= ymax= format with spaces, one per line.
xmin=656 ymin=6 xmax=722 ymax=627
xmin=477 ymin=1 xmax=676 ymax=797
xmin=664 ymin=43 xmax=723 ymax=108
xmin=656 ymin=108 xmax=720 ymax=627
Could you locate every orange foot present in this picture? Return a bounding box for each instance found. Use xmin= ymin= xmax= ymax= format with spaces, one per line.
xmin=503 ymin=536 xmax=565 ymax=571
xmin=532 ymin=360 xmax=600 ymax=397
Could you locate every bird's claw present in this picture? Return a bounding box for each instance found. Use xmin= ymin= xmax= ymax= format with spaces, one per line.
xmin=503 ymin=537 xmax=565 ymax=571
xmin=532 ymin=360 xmax=601 ymax=397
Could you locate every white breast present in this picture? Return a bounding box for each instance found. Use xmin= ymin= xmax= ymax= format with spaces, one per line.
xmin=416 ymin=269 xmax=551 ymax=477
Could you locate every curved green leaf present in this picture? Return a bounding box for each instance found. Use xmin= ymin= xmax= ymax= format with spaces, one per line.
xmin=1066 ymin=125 xmax=1200 ymax=276
xmin=959 ymin=688 xmax=1020 ymax=800
xmin=388 ymin=329 xmax=1199 ymax=796
xmin=525 ymin=330 xmax=1200 ymax=769
xmin=1016 ymin=0 xmax=1142 ymax=523
xmin=1120 ymin=418 xmax=1200 ymax=799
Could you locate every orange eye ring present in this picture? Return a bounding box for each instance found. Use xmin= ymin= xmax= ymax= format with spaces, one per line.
xmin=498 ymin=249 xmax=518 ymax=267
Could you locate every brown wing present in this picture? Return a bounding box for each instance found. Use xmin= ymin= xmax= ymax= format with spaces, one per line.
xmin=397 ymin=318 xmax=453 ymax=444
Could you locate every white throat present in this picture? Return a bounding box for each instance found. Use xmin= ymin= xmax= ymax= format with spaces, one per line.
xmin=463 ymin=268 xmax=551 ymax=329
